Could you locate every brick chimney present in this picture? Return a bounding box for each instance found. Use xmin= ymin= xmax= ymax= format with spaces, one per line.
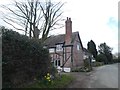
xmin=65 ymin=17 xmax=72 ymax=45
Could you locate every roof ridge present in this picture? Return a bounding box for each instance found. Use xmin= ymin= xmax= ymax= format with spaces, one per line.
xmin=49 ymin=31 xmax=79 ymax=37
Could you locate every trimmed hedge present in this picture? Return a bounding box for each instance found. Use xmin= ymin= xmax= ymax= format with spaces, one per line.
xmin=2 ymin=28 xmax=51 ymax=88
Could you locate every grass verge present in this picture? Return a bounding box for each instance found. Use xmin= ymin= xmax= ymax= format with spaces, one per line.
xmin=26 ymin=74 xmax=74 ymax=88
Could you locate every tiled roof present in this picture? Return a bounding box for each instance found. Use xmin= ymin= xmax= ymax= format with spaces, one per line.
xmin=44 ymin=32 xmax=79 ymax=48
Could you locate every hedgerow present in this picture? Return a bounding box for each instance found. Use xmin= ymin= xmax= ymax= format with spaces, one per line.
xmin=2 ymin=27 xmax=51 ymax=88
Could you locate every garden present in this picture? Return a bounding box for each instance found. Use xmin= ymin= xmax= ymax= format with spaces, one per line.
xmin=2 ymin=27 xmax=73 ymax=88
xmin=26 ymin=73 xmax=74 ymax=88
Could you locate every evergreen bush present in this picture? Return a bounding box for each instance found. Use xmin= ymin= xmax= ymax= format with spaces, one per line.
xmin=2 ymin=27 xmax=51 ymax=88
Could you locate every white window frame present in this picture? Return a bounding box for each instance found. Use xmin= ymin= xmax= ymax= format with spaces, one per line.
xmin=56 ymin=44 xmax=63 ymax=51
xmin=77 ymin=44 xmax=80 ymax=50
xmin=49 ymin=48 xmax=55 ymax=53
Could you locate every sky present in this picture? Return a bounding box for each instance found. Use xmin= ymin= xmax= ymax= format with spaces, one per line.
xmin=0 ymin=0 xmax=119 ymax=54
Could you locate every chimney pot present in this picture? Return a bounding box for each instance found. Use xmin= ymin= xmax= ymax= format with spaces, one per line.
xmin=69 ymin=18 xmax=71 ymax=21
xmin=67 ymin=17 xmax=68 ymax=20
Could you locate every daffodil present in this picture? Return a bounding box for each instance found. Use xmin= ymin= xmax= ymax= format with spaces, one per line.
xmin=47 ymin=73 xmax=50 ymax=76
xmin=44 ymin=73 xmax=53 ymax=84
xmin=47 ymin=77 xmax=50 ymax=80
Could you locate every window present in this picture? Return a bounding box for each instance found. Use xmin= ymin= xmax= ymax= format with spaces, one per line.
xmin=55 ymin=60 xmax=57 ymax=67
xmin=77 ymin=44 xmax=80 ymax=50
xmin=58 ymin=60 xmax=60 ymax=66
xmin=54 ymin=59 xmax=61 ymax=67
xmin=56 ymin=44 xmax=63 ymax=51
xmin=49 ymin=48 xmax=55 ymax=53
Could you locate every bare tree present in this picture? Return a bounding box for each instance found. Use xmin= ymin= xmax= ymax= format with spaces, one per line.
xmin=1 ymin=0 xmax=64 ymax=41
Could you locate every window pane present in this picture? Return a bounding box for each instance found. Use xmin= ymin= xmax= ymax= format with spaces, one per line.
xmin=49 ymin=48 xmax=54 ymax=53
xmin=56 ymin=44 xmax=63 ymax=51
xmin=77 ymin=45 xmax=80 ymax=50
xmin=58 ymin=60 xmax=60 ymax=66
xmin=55 ymin=60 xmax=57 ymax=66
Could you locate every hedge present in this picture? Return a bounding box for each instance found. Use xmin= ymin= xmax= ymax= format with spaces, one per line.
xmin=2 ymin=28 xmax=51 ymax=88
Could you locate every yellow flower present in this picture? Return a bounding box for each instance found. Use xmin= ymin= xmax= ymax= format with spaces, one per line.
xmin=47 ymin=73 xmax=50 ymax=76
xmin=46 ymin=77 xmax=50 ymax=80
xmin=48 ymin=80 xmax=51 ymax=82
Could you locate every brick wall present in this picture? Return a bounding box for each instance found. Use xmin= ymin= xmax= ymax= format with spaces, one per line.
xmin=73 ymin=35 xmax=84 ymax=67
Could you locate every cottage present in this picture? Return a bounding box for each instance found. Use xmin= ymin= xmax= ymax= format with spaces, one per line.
xmin=45 ymin=17 xmax=84 ymax=71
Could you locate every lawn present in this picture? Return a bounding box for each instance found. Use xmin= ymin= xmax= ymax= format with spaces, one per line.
xmin=26 ymin=74 xmax=74 ymax=88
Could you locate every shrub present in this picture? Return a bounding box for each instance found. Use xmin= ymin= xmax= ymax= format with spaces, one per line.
xmin=2 ymin=28 xmax=51 ymax=88
xmin=83 ymin=59 xmax=92 ymax=71
xmin=84 ymin=59 xmax=90 ymax=68
xmin=71 ymin=67 xmax=91 ymax=72
xmin=71 ymin=68 xmax=80 ymax=72
xmin=92 ymin=62 xmax=104 ymax=67
xmin=71 ymin=59 xmax=92 ymax=72
xmin=96 ymin=54 xmax=108 ymax=64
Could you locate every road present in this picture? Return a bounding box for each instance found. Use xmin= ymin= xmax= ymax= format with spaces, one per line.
xmin=88 ymin=63 xmax=118 ymax=88
xmin=67 ymin=63 xmax=119 ymax=88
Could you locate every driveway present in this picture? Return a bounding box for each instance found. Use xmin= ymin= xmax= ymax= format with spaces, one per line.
xmin=67 ymin=63 xmax=119 ymax=88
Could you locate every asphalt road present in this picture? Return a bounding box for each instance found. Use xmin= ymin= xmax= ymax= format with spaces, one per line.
xmin=88 ymin=63 xmax=118 ymax=88
xmin=67 ymin=63 xmax=119 ymax=88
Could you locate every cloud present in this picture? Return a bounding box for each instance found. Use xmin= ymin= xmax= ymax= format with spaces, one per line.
xmin=0 ymin=0 xmax=118 ymax=54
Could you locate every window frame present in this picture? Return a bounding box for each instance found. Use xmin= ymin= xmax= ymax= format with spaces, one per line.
xmin=77 ymin=44 xmax=80 ymax=50
xmin=56 ymin=44 xmax=63 ymax=51
xmin=49 ymin=48 xmax=55 ymax=53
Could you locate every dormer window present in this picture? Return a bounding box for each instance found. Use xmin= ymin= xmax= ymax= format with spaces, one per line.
xmin=56 ymin=44 xmax=63 ymax=51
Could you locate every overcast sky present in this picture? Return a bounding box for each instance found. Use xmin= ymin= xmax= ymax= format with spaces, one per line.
xmin=0 ymin=0 xmax=119 ymax=54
